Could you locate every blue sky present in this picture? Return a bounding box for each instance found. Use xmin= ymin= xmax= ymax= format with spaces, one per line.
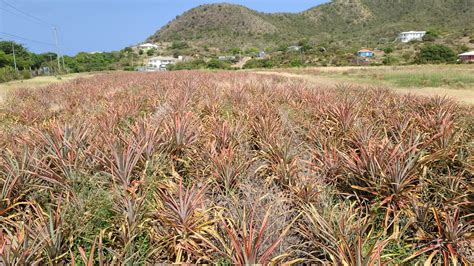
xmin=1 ymin=0 xmax=328 ymax=55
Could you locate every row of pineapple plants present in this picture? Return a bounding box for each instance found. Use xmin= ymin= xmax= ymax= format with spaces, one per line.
xmin=0 ymin=71 xmax=472 ymax=264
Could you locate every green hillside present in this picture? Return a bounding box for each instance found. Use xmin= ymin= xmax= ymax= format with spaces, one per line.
xmin=147 ymin=0 xmax=474 ymax=50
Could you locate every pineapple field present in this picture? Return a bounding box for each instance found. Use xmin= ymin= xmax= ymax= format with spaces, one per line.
xmin=0 ymin=71 xmax=473 ymax=264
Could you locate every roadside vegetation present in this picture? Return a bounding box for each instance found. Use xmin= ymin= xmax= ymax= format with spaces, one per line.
xmin=2 ymin=36 xmax=471 ymax=83
xmin=0 ymin=71 xmax=472 ymax=264
xmin=0 ymin=41 xmax=137 ymax=83
xmin=282 ymin=65 xmax=474 ymax=89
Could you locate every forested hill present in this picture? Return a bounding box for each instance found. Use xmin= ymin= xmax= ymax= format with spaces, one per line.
xmin=147 ymin=0 xmax=474 ymax=49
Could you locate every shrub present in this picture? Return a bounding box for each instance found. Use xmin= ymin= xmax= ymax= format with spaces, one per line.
xmin=416 ymin=44 xmax=457 ymax=64
xmin=382 ymin=55 xmax=399 ymax=65
xmin=21 ymin=70 xmax=32 ymax=79
xmin=168 ymin=59 xmax=207 ymax=70
xmin=242 ymin=59 xmax=273 ymax=69
xmin=422 ymin=31 xmax=438 ymax=42
xmin=290 ymin=58 xmax=303 ymax=67
xmin=383 ymin=47 xmax=394 ymax=54
xmin=0 ymin=66 xmax=21 ymax=83
xmin=146 ymin=48 xmax=156 ymax=56
xmin=207 ymin=59 xmax=230 ymax=69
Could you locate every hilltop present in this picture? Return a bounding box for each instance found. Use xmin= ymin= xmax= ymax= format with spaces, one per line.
xmin=147 ymin=0 xmax=474 ymax=50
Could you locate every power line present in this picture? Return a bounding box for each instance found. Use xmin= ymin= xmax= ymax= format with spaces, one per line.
xmin=0 ymin=31 xmax=57 ymax=46
xmin=0 ymin=6 xmax=27 ymax=19
xmin=1 ymin=0 xmax=67 ymax=74
xmin=0 ymin=0 xmax=54 ymax=27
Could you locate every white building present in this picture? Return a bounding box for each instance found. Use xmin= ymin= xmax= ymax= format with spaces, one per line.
xmin=147 ymin=56 xmax=179 ymax=70
xmin=399 ymin=31 xmax=426 ymax=43
xmin=139 ymin=43 xmax=159 ymax=50
xmin=218 ymin=55 xmax=236 ymax=61
xmin=288 ymin=45 xmax=302 ymax=51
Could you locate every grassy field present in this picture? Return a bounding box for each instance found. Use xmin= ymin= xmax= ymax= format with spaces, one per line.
xmin=320 ymin=65 xmax=474 ymax=89
xmin=0 ymin=73 xmax=98 ymax=103
xmin=260 ymin=65 xmax=474 ymax=104
xmin=0 ymin=71 xmax=472 ymax=264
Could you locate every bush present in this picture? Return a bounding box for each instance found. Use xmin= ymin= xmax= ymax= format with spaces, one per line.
xmin=168 ymin=59 xmax=207 ymax=71
xmin=146 ymin=49 xmax=156 ymax=56
xmin=207 ymin=59 xmax=230 ymax=69
xmin=290 ymin=58 xmax=303 ymax=67
xmin=382 ymin=55 xmax=399 ymax=65
xmin=242 ymin=59 xmax=273 ymax=69
xmin=0 ymin=66 xmax=21 ymax=83
xmin=382 ymin=47 xmax=394 ymax=54
xmin=422 ymin=30 xmax=439 ymax=42
xmin=21 ymin=70 xmax=32 ymax=79
xmin=416 ymin=44 xmax=457 ymax=64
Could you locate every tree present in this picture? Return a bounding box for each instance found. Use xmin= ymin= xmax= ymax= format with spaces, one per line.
xmin=0 ymin=50 xmax=12 ymax=68
xmin=146 ymin=48 xmax=156 ymax=56
xmin=0 ymin=41 xmax=28 ymax=56
xmin=382 ymin=47 xmax=394 ymax=54
xmin=416 ymin=44 xmax=456 ymax=64
xmin=122 ymin=47 xmax=133 ymax=54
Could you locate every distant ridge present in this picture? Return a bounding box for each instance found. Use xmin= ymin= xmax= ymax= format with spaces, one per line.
xmin=147 ymin=0 xmax=474 ymax=49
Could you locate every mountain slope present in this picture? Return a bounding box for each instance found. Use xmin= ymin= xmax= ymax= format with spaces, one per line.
xmin=147 ymin=0 xmax=474 ymax=50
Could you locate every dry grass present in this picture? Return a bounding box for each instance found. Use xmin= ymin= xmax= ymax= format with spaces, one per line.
xmin=0 ymin=72 xmax=98 ymax=104
xmin=0 ymin=71 xmax=472 ymax=264
xmin=256 ymin=65 xmax=474 ymax=104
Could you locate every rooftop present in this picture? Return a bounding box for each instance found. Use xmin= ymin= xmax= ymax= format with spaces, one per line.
xmin=148 ymin=56 xmax=176 ymax=61
xmin=140 ymin=43 xmax=158 ymax=47
xmin=459 ymin=51 xmax=474 ymax=56
xmin=400 ymin=31 xmax=426 ymax=34
xmin=358 ymin=49 xmax=373 ymax=53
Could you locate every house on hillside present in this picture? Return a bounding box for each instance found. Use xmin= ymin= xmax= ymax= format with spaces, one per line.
xmin=139 ymin=43 xmax=159 ymax=50
xmin=147 ymin=56 xmax=179 ymax=70
xmin=357 ymin=49 xmax=374 ymax=57
xmin=288 ymin=45 xmax=302 ymax=52
xmin=459 ymin=51 xmax=474 ymax=63
xmin=218 ymin=55 xmax=236 ymax=61
xmin=398 ymin=31 xmax=426 ymax=42
xmin=257 ymin=51 xmax=266 ymax=58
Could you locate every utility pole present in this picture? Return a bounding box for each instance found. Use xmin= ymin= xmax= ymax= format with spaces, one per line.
xmin=53 ymin=26 xmax=61 ymax=73
xmin=11 ymin=42 xmax=18 ymax=71
xmin=61 ymin=55 xmax=66 ymax=73
xmin=57 ymin=28 xmax=67 ymax=72
xmin=49 ymin=54 xmax=53 ymax=75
